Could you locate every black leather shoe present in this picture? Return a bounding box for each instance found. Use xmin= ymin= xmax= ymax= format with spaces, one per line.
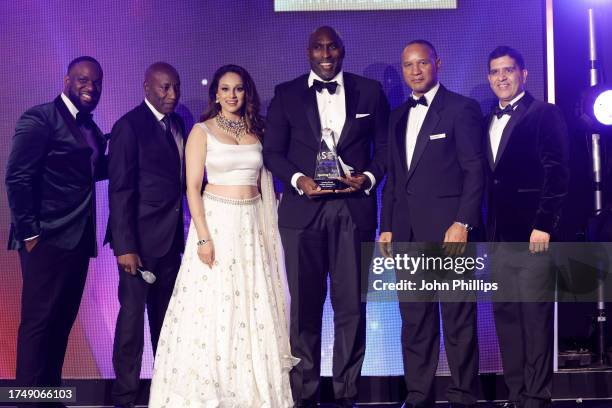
xmin=334 ymin=398 xmax=357 ymax=407
xmin=400 ymin=402 xmax=431 ymax=408
xmin=496 ymin=402 xmax=521 ymax=408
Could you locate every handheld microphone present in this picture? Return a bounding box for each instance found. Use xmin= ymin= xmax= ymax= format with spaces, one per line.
xmin=136 ymin=267 xmax=157 ymax=284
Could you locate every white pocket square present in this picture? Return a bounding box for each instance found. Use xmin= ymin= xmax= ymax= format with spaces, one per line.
xmin=429 ymin=133 xmax=446 ymax=140
xmin=355 ymin=113 xmax=370 ymax=118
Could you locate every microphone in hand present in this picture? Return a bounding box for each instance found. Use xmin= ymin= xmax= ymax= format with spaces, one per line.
xmin=137 ymin=267 xmax=157 ymax=284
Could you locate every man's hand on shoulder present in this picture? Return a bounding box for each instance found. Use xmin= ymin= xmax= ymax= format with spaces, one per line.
xmin=297 ymin=175 xmax=334 ymax=199
xmin=117 ymin=253 xmax=142 ymax=275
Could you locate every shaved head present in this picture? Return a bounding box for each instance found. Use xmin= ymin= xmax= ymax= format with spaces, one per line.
xmin=145 ymin=61 xmax=179 ymax=83
xmin=144 ymin=61 xmax=180 ymax=114
xmin=308 ymin=26 xmax=344 ymax=49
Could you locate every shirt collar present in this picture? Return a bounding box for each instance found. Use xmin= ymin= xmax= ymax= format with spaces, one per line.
xmin=411 ymin=82 xmax=440 ymax=106
xmin=308 ymin=70 xmax=344 ymax=89
xmin=60 ymin=93 xmax=79 ymax=119
xmin=499 ymin=91 xmax=525 ymax=109
xmin=145 ymin=98 xmax=166 ymax=121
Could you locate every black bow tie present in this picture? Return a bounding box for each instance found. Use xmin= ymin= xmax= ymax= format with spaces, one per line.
xmin=494 ymin=103 xmax=515 ymax=119
xmin=76 ymin=111 xmax=94 ymax=126
xmin=312 ymin=79 xmax=338 ymax=95
xmin=407 ymin=96 xmax=428 ymax=109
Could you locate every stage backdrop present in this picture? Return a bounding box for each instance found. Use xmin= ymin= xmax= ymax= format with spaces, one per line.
xmin=0 ymin=0 xmax=545 ymax=379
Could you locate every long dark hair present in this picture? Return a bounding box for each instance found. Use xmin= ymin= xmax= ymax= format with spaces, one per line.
xmin=200 ymin=64 xmax=265 ymax=140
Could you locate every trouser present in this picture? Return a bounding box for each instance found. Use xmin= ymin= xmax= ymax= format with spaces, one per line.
xmin=16 ymin=230 xmax=92 ymax=408
xmin=111 ymin=245 xmax=181 ymax=405
xmin=281 ymin=200 xmax=373 ymax=402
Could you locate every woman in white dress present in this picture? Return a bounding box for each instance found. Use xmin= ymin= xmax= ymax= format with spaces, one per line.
xmin=148 ymin=64 xmax=297 ymax=408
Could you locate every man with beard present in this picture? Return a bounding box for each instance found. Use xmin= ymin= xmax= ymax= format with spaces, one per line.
xmin=264 ymin=26 xmax=389 ymax=407
xmin=6 ymin=56 xmax=107 ymax=403
xmin=106 ymin=62 xmax=185 ymax=408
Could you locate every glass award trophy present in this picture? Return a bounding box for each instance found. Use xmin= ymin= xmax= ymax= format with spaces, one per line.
xmin=314 ymin=128 xmax=344 ymax=190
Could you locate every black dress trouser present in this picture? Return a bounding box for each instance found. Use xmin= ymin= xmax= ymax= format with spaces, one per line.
xmin=493 ymin=245 xmax=554 ymax=408
xmin=16 ymin=227 xmax=93 ymax=408
xmin=398 ymin=242 xmax=479 ymax=407
xmin=280 ymin=199 xmax=374 ymax=403
xmin=111 ymin=236 xmax=181 ymax=405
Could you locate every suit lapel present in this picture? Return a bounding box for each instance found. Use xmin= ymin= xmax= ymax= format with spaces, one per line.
xmin=54 ymin=96 xmax=100 ymax=254
xmin=337 ymin=74 xmax=358 ymax=148
xmin=174 ymin=112 xmax=186 ymax=143
xmin=485 ymin=114 xmax=495 ymax=170
xmin=54 ymin=96 xmax=106 ymax=164
xmin=395 ymin=104 xmax=410 ymax=175
xmin=494 ymin=92 xmax=533 ymax=168
xmin=166 ymin=111 xmax=182 ymax=160
xmin=406 ymin=85 xmax=444 ymax=180
xmin=54 ymin=96 xmax=89 ymax=149
xmin=302 ymin=82 xmax=321 ymax=145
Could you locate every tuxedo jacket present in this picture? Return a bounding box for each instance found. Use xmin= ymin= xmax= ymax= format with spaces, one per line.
xmin=263 ymin=72 xmax=389 ymax=231
xmin=105 ymin=102 xmax=185 ymax=258
xmin=380 ymin=85 xmax=484 ymax=242
xmin=484 ymin=92 xmax=569 ymax=242
xmin=6 ymin=96 xmax=107 ymax=255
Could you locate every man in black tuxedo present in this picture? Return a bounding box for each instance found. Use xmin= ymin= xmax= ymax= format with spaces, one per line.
xmin=380 ymin=40 xmax=484 ymax=408
xmin=263 ymin=26 xmax=389 ymax=407
xmin=485 ymin=46 xmax=569 ymax=408
xmin=106 ymin=62 xmax=185 ymax=408
xmin=5 ymin=56 xmax=106 ymax=402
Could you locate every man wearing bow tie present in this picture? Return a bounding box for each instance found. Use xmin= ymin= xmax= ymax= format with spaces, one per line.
xmin=380 ymin=40 xmax=484 ymax=408
xmin=264 ymin=26 xmax=389 ymax=407
xmin=106 ymin=62 xmax=185 ymax=408
xmin=485 ymin=46 xmax=569 ymax=408
xmin=6 ymin=56 xmax=107 ymax=400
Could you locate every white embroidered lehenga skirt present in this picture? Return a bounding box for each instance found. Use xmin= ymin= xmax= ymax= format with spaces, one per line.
xmin=148 ymin=191 xmax=296 ymax=408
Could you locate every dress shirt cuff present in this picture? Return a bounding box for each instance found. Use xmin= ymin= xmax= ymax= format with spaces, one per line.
xmin=291 ymin=172 xmax=306 ymax=195
xmin=363 ymin=171 xmax=376 ymax=195
xmin=24 ymin=235 xmax=40 ymax=241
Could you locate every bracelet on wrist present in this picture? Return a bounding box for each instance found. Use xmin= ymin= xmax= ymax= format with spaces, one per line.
xmin=196 ymin=238 xmax=211 ymax=246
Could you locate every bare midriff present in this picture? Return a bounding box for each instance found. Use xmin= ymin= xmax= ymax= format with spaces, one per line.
xmin=205 ymin=183 xmax=259 ymax=199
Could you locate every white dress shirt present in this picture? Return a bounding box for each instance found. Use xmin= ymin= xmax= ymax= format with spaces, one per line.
xmin=405 ymin=82 xmax=440 ymax=169
xmin=60 ymin=92 xmax=79 ymax=119
xmin=291 ymin=71 xmax=375 ymax=194
xmin=489 ymin=91 xmax=524 ymax=162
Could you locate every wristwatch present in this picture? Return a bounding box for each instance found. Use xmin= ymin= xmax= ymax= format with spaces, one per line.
xmin=455 ymin=222 xmax=473 ymax=231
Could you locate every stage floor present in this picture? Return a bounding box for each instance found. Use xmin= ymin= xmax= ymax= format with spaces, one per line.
xmin=5 ymin=402 xmax=603 ymax=407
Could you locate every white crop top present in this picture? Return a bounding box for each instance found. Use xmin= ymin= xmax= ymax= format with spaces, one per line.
xmin=198 ymin=123 xmax=262 ymax=186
